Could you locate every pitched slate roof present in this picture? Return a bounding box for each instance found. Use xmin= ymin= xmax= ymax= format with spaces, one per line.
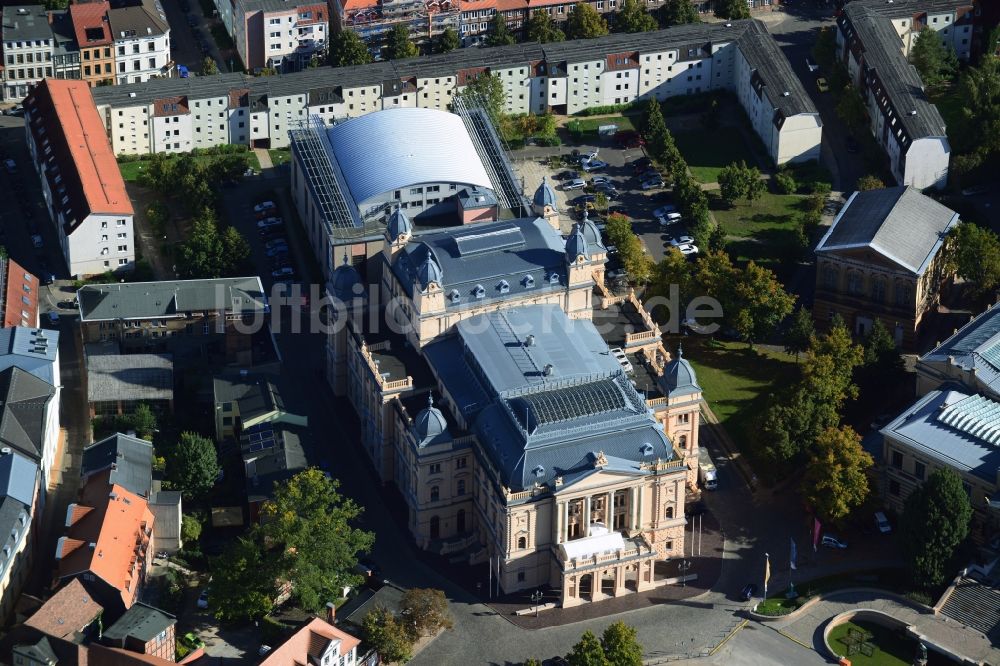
xmin=423 ymin=305 xmax=673 ymax=491
xmin=78 ymin=277 xmax=267 ymax=321
xmin=0 ymin=327 xmax=58 ymax=386
xmin=107 ymin=0 xmax=168 ymax=39
xmin=882 ymin=388 xmax=1000 ymax=484
xmin=0 ymin=366 xmax=55 ymax=463
xmin=81 ymin=433 xmax=153 ymax=499
xmin=103 ymin=603 xmax=175 ymax=645
xmin=815 ymin=186 xmax=958 ymax=275
xmin=390 ymin=217 xmax=569 ymax=310
xmin=736 ymin=19 xmax=818 ymax=122
xmin=0 ymin=449 xmax=36 ymax=586
xmin=919 ymin=306 xmax=1000 ymax=398
xmin=1 ymin=6 xmax=55 ymax=42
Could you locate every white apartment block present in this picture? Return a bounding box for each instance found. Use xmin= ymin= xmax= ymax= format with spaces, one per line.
xmin=229 ymin=0 xmax=328 ymax=73
xmin=1 ymin=6 xmax=54 ymax=103
xmin=109 ymin=0 xmax=172 ymax=85
xmin=836 ymin=0 xmax=967 ymax=190
xmin=91 ymin=20 xmax=821 ymax=167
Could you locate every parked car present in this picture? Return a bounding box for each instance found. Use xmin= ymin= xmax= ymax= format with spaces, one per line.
xmin=845 ymin=135 xmax=860 ymax=153
xmin=3 ymin=104 xmax=24 ymax=116
xmin=657 ymin=211 xmax=682 ymax=227
xmin=264 ymin=237 xmax=288 ymax=250
xmin=30 ymin=234 xmax=42 ymax=248
xmin=257 ymin=217 xmax=283 ymax=229
xmin=46 ymin=312 xmax=59 ymax=326
xmin=591 ymin=176 xmax=611 ymax=186
xmin=638 ymin=169 xmax=661 ymax=181
xmin=816 ymin=77 xmax=830 ymax=93
xmin=641 ymin=178 xmax=665 ymax=190
xmin=677 ymin=243 xmax=699 ymax=257
xmin=564 ymin=178 xmax=586 ymax=191
xmin=254 ymin=201 xmax=276 ymax=214
xmin=821 ymin=535 xmax=848 ymax=549
xmin=555 ymin=170 xmax=579 ymax=181
xmin=4 ymin=159 xmax=17 ymax=174
xmin=265 ymin=245 xmax=289 ymax=258
xmin=631 ymin=157 xmax=652 ymax=172
xmin=740 ymin=583 xmax=758 ymax=601
xmin=874 ymin=511 xmax=892 ymax=534
xmin=581 ymin=159 xmax=608 ymax=172
xmin=805 ymin=56 xmax=819 ymax=73
xmin=666 ymin=235 xmax=695 ymax=247
xmin=609 ymin=347 xmax=633 ymax=374
xmin=571 ymin=194 xmax=596 ymax=205
xmin=197 ymin=589 xmax=210 ymax=609
xmin=606 ymin=268 xmax=627 ymax=280
xmin=272 ymin=267 xmax=295 ymax=278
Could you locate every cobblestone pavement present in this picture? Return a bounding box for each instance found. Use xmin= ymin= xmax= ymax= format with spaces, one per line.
xmin=770 ymin=589 xmax=1000 ymax=665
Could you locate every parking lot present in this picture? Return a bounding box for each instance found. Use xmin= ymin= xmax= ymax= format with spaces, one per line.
xmin=513 ymin=136 xmax=697 ymax=276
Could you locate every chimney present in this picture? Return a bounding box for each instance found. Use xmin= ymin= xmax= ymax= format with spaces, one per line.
xmin=326 ymin=602 xmax=335 ymax=623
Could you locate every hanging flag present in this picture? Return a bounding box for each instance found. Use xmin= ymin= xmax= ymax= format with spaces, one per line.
xmin=764 ymin=553 xmax=771 ymax=588
xmin=790 ymin=537 xmax=797 ymax=571
xmin=812 ymin=517 xmax=822 ymax=552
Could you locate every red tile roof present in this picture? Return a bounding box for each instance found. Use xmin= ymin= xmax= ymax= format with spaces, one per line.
xmin=24 ymin=579 xmax=104 ymax=642
xmin=258 ymin=618 xmax=360 ymax=666
xmin=56 ymin=482 xmax=153 ymax=611
xmin=0 ymin=257 xmax=38 ymax=328
xmin=69 ymin=1 xmax=112 ymax=47
xmin=24 ymin=80 xmax=134 ymax=233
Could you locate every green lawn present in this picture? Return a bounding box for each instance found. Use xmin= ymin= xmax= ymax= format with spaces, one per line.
xmin=268 ymin=148 xmax=292 ymax=167
xmin=682 ymin=339 xmax=798 ymax=443
xmin=118 ymin=152 xmax=260 ymax=182
xmin=566 ymin=115 xmax=636 ymax=136
xmin=708 ymin=190 xmax=807 ymax=270
xmin=827 ymin=621 xmax=913 ymax=666
xmin=673 ymin=127 xmax=757 ymax=183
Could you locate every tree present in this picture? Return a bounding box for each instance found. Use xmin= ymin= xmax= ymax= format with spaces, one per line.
xmin=744 ymin=166 xmax=765 ymax=204
xmin=201 ymin=56 xmax=218 ymax=76
xmin=911 ymin=27 xmax=958 ymax=88
xmin=615 ymin=0 xmax=658 ymax=33
xmin=210 ymin=536 xmax=280 ymax=621
xmin=863 ymin=318 xmax=901 ymax=372
xmin=565 ymin=3 xmax=609 ymax=40
xmin=436 ymin=27 xmax=460 ymax=53
xmin=362 ymin=606 xmax=413 ymax=664
xmin=650 ymin=247 xmax=692 ymax=310
xmin=567 ymin=630 xmax=608 ymax=666
xmin=167 ymin=432 xmax=219 ymax=498
xmin=386 ymin=24 xmax=418 ymax=60
xmin=606 ymin=213 xmax=653 ymax=283
xmin=714 ymin=0 xmax=749 ymax=20
xmin=330 ymin=30 xmax=372 ymax=67
xmin=176 ymin=209 xmax=251 ymax=279
xmin=802 ymin=322 xmax=864 ymax=410
xmin=801 ymin=426 xmax=873 ymax=524
xmin=946 ymin=222 xmax=1000 ymax=298
xmin=730 ymin=261 xmax=795 ymax=347
xmin=900 ymin=469 xmax=972 ymax=587
xmin=813 ymin=26 xmax=836 ymax=72
xmin=220 ymin=225 xmax=252 ymax=275
xmin=398 ymin=588 xmax=453 ymax=640
xmin=455 ymin=72 xmax=506 ymax=124
xmin=784 ymin=305 xmax=815 ymax=360
xmin=130 ymin=403 xmax=157 ymax=440
xmin=526 ymin=9 xmax=566 ymax=43
xmin=718 ymin=161 xmax=749 ymax=205
xmin=181 ymin=514 xmax=202 ymax=544
xmin=600 ymin=622 xmax=642 ymax=666
xmin=485 ymin=12 xmax=516 ymax=46
xmin=856 ymin=174 xmax=884 ymax=191
xmin=835 ymin=86 xmax=867 ymax=132
xmin=658 ymin=0 xmax=700 ymax=27
xmin=43 ymin=0 xmax=69 ymax=8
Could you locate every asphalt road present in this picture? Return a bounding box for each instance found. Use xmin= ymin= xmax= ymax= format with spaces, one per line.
xmin=161 ymin=0 xmax=225 ymax=75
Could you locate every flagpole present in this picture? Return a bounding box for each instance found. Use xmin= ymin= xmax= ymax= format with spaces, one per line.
xmin=764 ymin=552 xmax=770 ymax=600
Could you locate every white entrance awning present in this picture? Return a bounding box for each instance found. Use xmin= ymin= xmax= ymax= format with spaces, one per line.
xmin=560 ymin=531 xmax=625 ymax=561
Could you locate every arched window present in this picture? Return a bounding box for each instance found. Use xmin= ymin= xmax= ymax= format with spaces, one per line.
xmin=430 ymin=485 xmax=439 ymax=502
xmin=847 ymin=271 xmax=863 ymax=295
xmin=678 ymin=435 xmax=688 ymax=449
xmin=894 ymin=282 xmax=912 ymax=306
xmin=823 ymin=265 xmax=839 ymax=290
xmin=457 ymin=479 xmax=466 ymax=496
xmin=664 ymin=505 xmax=674 ymax=519
xmin=517 ymin=536 xmax=527 ymax=549
xmin=871 ymin=276 xmax=887 ymax=303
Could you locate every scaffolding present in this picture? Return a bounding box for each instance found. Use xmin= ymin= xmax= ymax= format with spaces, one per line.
xmin=452 ymin=92 xmax=530 ymax=218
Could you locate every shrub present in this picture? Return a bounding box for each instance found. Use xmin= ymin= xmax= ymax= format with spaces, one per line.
xmin=774 ymin=171 xmax=797 ymax=195
xmin=536 ymin=135 xmax=562 ymax=147
xmin=574 ymin=102 xmax=636 ymax=116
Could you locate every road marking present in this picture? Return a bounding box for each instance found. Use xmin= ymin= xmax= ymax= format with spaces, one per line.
xmin=776 ymin=628 xmax=813 ymax=651
xmin=708 ymin=618 xmax=748 ymax=656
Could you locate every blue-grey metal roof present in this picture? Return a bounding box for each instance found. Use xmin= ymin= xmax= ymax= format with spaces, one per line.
xmin=0 ymin=366 xmax=55 ymax=463
xmin=0 ymin=450 xmax=36 ymax=586
xmin=816 ymin=187 xmax=958 ymax=275
xmin=81 ymin=433 xmax=153 ymax=498
xmin=0 ymin=328 xmax=59 ymax=386
xmin=103 ymin=603 xmax=175 ymax=644
xmin=920 ymin=307 xmax=1000 ymax=397
xmin=0 ymin=448 xmax=38 ymax=507
xmin=325 ymin=108 xmax=493 ymax=206
xmin=390 ymin=217 xmax=570 ymax=310
xmin=423 ymin=306 xmax=673 ymax=491
xmin=660 ymin=345 xmax=701 ymax=398
xmin=78 ymin=277 xmax=268 ymax=322
xmin=881 ymin=388 xmax=1000 ymax=484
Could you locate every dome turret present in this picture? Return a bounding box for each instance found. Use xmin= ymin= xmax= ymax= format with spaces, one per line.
xmin=330 ymin=254 xmax=363 ymax=301
xmin=532 ymin=176 xmax=557 ymax=209
xmin=662 ymin=344 xmax=702 ymax=397
xmin=413 ymin=394 xmax=450 ymax=446
xmin=386 ymin=206 xmax=412 ymax=243
xmin=565 ymin=222 xmax=588 ymax=264
xmin=416 ymin=250 xmax=444 ymax=289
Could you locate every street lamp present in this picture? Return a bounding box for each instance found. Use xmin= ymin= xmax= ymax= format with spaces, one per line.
xmin=530 ymin=590 xmax=543 ymax=618
xmin=677 ymin=559 xmax=691 ymax=587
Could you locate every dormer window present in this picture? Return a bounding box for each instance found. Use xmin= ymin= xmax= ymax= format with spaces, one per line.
xmin=641 ymin=443 xmax=654 ymax=456
xmin=523 ymin=275 xmax=534 ymax=288
xmin=498 ymin=279 xmax=510 ymax=294
xmin=532 ymin=464 xmax=545 ymax=477
xmin=549 ymin=273 xmax=560 ymax=285
xmin=449 ymin=289 xmax=461 ymax=304
xmin=473 ymin=284 xmax=485 ymax=299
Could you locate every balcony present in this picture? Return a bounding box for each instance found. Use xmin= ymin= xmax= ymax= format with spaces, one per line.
xmin=558 ymin=529 xmax=654 ymax=573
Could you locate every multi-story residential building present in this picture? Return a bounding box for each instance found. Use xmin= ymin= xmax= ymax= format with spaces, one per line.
xmin=813 ymin=186 xmax=959 ymax=347
xmin=259 ymin=617 xmax=361 ymax=666
xmin=212 ymin=0 xmax=328 ymax=73
xmin=24 ymin=79 xmax=135 ymax=277
xmin=459 ymin=0 xmax=525 ymax=46
xmin=101 ymin=603 xmax=176 ymax=661
xmin=49 ymin=9 xmax=82 ymax=83
xmin=881 ymin=388 xmax=1000 ymax=544
xmin=0 ymin=449 xmax=39 ymax=623
xmin=108 ymin=0 xmax=172 ymax=85
xmin=89 ymin=20 xmax=821 ymax=167
xmin=916 ymin=304 xmax=1000 ymax=399
xmin=0 ymin=256 xmax=39 ymax=328
xmin=1 ymin=5 xmax=54 ymax=102
xmin=835 ymin=0 xmax=973 ymax=189
xmin=70 ymin=1 xmax=115 ymax=87
xmin=331 ymin=0 xmax=459 ymax=57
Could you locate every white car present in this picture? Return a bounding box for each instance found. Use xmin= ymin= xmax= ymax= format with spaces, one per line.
xmin=667 ymin=235 xmax=695 ymax=247
xmin=607 ymin=268 xmax=627 ymax=280
xmin=591 ymin=176 xmax=611 ymax=186
xmin=641 ymin=178 xmax=665 ymax=190
xmin=31 ymin=234 xmax=43 ymax=248
xmin=257 ymin=217 xmax=283 ymax=229
xmin=563 ymin=178 xmax=586 ymax=191
xmin=821 ymin=535 xmax=848 ymax=550
xmin=653 ymin=205 xmax=678 ymax=217
xmin=657 ymin=212 xmax=683 ymax=227
xmin=272 ymin=266 xmax=295 ymax=278
xmin=582 ymin=159 xmax=608 ymax=172
xmin=609 ymin=347 xmax=634 ymax=374
xmin=197 ymin=589 xmax=210 ymax=609
xmin=677 ymin=243 xmax=699 ymax=256
xmin=874 ymin=511 xmax=892 ymax=534
xmin=253 ymin=201 xmax=276 ymax=214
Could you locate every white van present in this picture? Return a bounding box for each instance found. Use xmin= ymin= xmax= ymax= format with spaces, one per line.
xmin=874 ymin=511 xmax=892 ymax=534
